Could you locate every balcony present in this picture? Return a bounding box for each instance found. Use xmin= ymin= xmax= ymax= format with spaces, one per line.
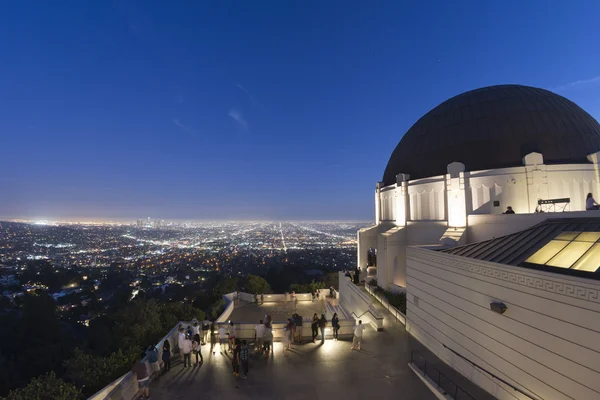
xmin=89 ymin=290 xmax=435 ymax=400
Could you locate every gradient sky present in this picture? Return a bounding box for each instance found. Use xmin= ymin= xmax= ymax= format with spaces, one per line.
xmin=2 ymin=1 xmax=600 ymax=221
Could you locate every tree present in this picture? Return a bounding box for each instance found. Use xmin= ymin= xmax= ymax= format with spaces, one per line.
xmin=243 ymin=275 xmax=271 ymax=294
xmin=64 ymin=348 xmax=137 ymax=397
xmin=2 ymin=371 xmax=80 ymax=400
xmin=212 ymin=277 xmax=238 ymax=296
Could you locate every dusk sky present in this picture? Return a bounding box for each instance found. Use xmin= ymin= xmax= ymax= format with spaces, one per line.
xmin=1 ymin=1 xmax=600 ymax=221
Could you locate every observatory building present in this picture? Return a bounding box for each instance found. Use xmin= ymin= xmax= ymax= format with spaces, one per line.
xmin=358 ymin=85 xmax=600 ymax=400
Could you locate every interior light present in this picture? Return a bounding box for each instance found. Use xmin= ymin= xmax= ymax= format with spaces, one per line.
xmin=546 ymin=241 xmax=594 ymax=269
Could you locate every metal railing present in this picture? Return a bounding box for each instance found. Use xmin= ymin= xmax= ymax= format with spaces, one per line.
xmin=411 ymin=351 xmax=476 ymax=400
xmin=364 ymin=284 xmax=406 ymax=325
xmin=443 ymin=345 xmax=540 ymax=400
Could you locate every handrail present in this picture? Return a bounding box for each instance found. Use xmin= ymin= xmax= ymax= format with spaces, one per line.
xmin=443 ymin=344 xmax=541 ymax=400
xmin=364 ymin=283 xmax=406 ymax=325
xmin=411 ymin=351 xmax=476 ymax=400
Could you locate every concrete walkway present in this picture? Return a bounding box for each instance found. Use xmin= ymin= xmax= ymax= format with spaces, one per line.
xmin=149 ymin=305 xmax=436 ymax=400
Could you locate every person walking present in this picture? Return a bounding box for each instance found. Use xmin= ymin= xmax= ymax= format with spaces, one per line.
xmin=232 ymin=338 xmax=241 ymax=377
xmin=192 ymin=333 xmax=203 ymax=364
xmin=240 ymin=340 xmax=250 ymax=379
xmin=255 ymin=319 xmax=264 ymax=354
xmin=210 ymin=322 xmax=216 ymax=354
xmin=182 ymin=333 xmax=193 ymax=367
xmin=218 ymin=324 xmax=228 ymax=354
xmin=332 ymin=313 xmax=340 ymax=340
xmin=162 ymin=340 xmax=171 ymax=374
xmin=132 ymin=357 xmax=150 ymax=400
xmin=318 ymin=314 xmax=327 ymax=344
xmin=311 ymin=313 xmax=319 ymax=343
xmin=263 ymin=321 xmax=273 ymax=358
xmin=351 ymin=320 xmax=365 ymax=351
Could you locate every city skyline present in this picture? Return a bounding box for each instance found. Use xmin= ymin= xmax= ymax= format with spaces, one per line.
xmin=2 ymin=1 xmax=600 ymax=220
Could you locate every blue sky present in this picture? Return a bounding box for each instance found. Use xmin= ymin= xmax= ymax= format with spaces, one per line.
xmin=1 ymin=1 xmax=600 ymax=221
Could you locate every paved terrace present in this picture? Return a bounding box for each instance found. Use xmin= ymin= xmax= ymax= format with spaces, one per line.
xmin=228 ymin=299 xmax=329 ymax=324
xmin=150 ymin=307 xmax=436 ymax=400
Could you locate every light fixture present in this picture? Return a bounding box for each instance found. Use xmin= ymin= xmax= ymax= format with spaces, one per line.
xmin=490 ymin=301 xmax=507 ymax=314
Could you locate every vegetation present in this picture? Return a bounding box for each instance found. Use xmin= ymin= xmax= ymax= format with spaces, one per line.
xmin=1 ymin=258 xmax=346 ymax=398
xmin=370 ymin=283 xmax=407 ymax=314
xmin=243 ymin=275 xmax=272 ymax=294
xmin=2 ymin=372 xmax=80 ymax=400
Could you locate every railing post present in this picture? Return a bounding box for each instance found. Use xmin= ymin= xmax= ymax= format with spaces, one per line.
xmin=423 ymin=360 xmax=427 ymax=376
xmin=437 ymin=370 xmax=441 ymax=388
xmin=454 ymin=385 xmax=458 ymax=399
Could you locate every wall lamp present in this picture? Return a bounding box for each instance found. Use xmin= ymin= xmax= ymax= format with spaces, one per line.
xmin=490 ymin=301 xmax=507 ymax=315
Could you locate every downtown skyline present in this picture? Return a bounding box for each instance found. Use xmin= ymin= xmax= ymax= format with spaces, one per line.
xmin=2 ymin=1 xmax=600 ymax=220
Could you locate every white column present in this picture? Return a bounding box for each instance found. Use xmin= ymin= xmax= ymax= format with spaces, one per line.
xmin=446 ymin=162 xmax=467 ymax=228
xmin=523 ymin=152 xmax=548 ymax=213
xmin=375 ymin=182 xmax=382 ymax=225
xmin=395 ymin=173 xmax=410 ymax=226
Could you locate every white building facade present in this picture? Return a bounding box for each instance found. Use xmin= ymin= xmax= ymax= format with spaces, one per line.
xmin=358 ymin=84 xmax=600 ymax=399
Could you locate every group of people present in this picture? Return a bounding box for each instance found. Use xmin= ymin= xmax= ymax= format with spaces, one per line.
xmin=132 ymin=314 xmax=367 ymax=399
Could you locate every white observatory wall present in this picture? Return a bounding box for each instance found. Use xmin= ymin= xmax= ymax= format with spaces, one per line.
xmin=468 ymin=167 xmax=528 ymax=215
xmin=406 ymin=247 xmax=600 ymax=400
xmin=407 ymin=176 xmax=446 ymax=221
xmin=546 ymin=164 xmax=600 ymax=211
xmin=379 ymin=186 xmax=396 ymax=222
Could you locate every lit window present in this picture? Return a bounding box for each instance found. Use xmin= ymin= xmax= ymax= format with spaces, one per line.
xmin=556 ymin=232 xmax=580 ymax=241
xmin=546 ymin=242 xmax=594 ymax=269
xmin=571 ymin=244 xmax=600 ymax=272
xmin=575 ymin=232 xmax=600 ymax=243
xmin=526 ymin=240 xmax=569 ymax=265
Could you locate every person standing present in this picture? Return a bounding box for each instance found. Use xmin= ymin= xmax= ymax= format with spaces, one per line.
xmin=192 ymin=333 xmax=203 ymax=364
xmin=263 ymin=321 xmax=273 ymax=358
xmin=146 ymin=345 xmax=160 ymax=379
xmin=283 ymin=318 xmax=293 ymax=353
xmin=295 ymin=314 xmax=303 ymax=343
xmin=228 ymin=321 xmax=237 ymax=352
xmin=318 ymin=314 xmax=327 ymax=344
xmin=192 ymin=320 xmax=200 ymax=338
xmin=260 ymin=293 xmax=264 ymax=304
xmin=311 ymin=313 xmax=319 ymax=343
xmin=351 ymin=320 xmax=365 ymax=351
xmin=182 ymin=333 xmax=193 ymax=367
xmin=132 ymin=357 xmax=150 ymax=400
xmin=162 ymin=340 xmax=171 ymax=374
xmin=218 ymin=324 xmax=228 ymax=354
xmin=202 ymin=319 xmax=211 ymax=345
xmin=332 ymin=313 xmax=340 ymax=340
xmin=255 ymin=319 xmax=264 ymax=354
xmin=177 ymin=327 xmax=185 ymax=360
xmin=240 ymin=340 xmax=249 ymax=379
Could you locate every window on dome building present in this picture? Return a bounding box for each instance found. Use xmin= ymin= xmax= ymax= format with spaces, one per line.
xmin=525 ymin=231 xmax=600 ymax=272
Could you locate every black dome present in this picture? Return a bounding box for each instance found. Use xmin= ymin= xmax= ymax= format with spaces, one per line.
xmin=382 ymin=85 xmax=600 ymax=186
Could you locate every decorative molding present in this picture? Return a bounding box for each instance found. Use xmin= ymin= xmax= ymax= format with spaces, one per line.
xmin=407 ymin=248 xmax=600 ymax=304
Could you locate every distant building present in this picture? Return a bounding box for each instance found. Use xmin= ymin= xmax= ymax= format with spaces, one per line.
xmin=357 ymin=85 xmax=600 ymax=400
